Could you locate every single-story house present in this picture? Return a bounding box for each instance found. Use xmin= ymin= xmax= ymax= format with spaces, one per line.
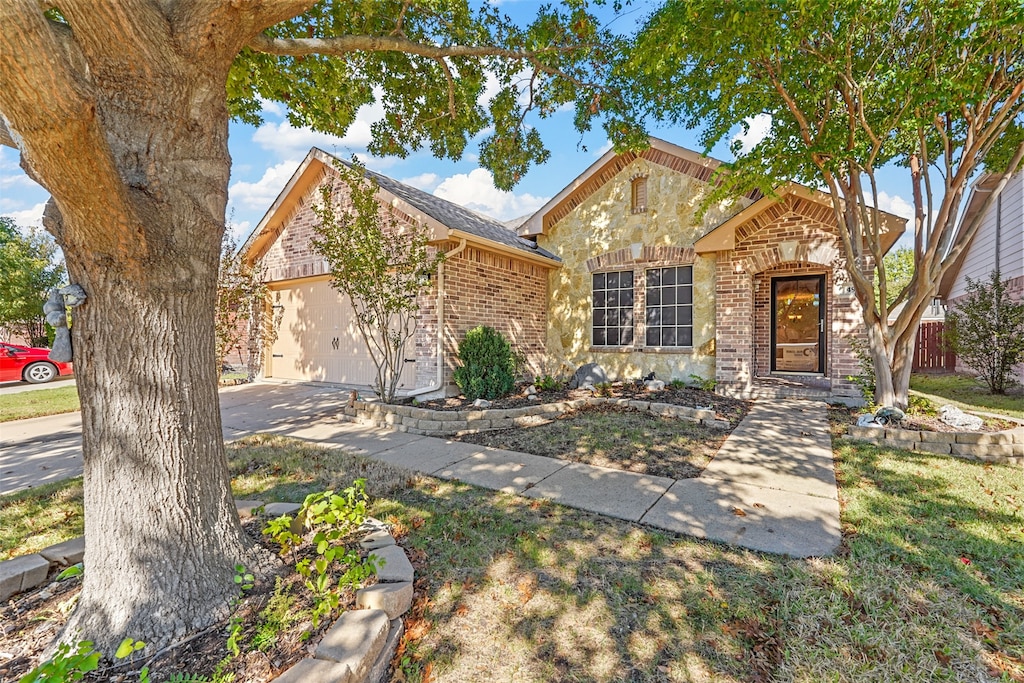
xmin=938 ymin=171 xmax=1024 ymax=383
xmin=241 ymin=148 xmax=558 ymax=397
xmin=245 ymin=139 xmax=906 ymax=404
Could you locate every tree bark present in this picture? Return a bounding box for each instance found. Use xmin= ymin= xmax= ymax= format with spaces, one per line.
xmin=0 ymin=1 xmax=301 ymax=653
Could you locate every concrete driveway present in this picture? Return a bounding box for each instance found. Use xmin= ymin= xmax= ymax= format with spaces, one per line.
xmin=0 ymin=382 xmax=353 ymax=496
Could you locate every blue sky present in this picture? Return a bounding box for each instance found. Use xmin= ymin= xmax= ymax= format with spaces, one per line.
xmin=0 ymin=1 xmax=916 ymax=247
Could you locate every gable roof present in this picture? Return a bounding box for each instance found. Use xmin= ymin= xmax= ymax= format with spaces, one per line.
xmin=517 ymin=137 xmax=758 ymax=238
xmin=242 ymin=148 xmax=559 ymax=266
xmin=694 ymin=183 xmax=907 ymax=254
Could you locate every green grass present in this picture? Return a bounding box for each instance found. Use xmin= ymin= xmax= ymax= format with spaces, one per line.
xmin=911 ymin=373 xmax=1024 ymax=420
xmin=458 ymin=404 xmax=722 ymax=479
xmin=4 ymin=435 xmax=1021 ymax=681
xmin=0 ymin=478 xmax=83 ymax=560
xmin=0 ymin=385 xmax=80 ymax=422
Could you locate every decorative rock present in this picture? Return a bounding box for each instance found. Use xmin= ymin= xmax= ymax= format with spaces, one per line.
xmin=369 ymin=545 xmax=415 ymax=583
xmin=644 ymin=379 xmax=666 ymax=391
xmin=525 ymin=385 xmax=537 ymax=396
xmin=0 ymin=554 xmax=50 ymax=601
xmin=38 ymin=537 xmax=85 ymax=566
xmin=263 ymin=502 xmax=301 ymax=517
xmin=581 ymin=382 xmax=596 ymax=392
xmin=315 ymin=608 xmax=391 ymax=680
xmin=528 ymin=395 xmax=539 ymax=401
xmin=356 ymin=581 xmax=414 ymax=619
xmin=939 ymin=405 xmax=984 ymax=431
xmin=856 ymin=414 xmax=879 ymax=427
xmin=359 ymin=530 xmax=396 ymax=550
xmin=368 ymin=618 xmax=405 ymax=683
xmin=568 ymin=362 xmax=608 ymax=390
xmin=472 ymin=398 xmax=492 ymax=408
xmin=273 ymin=658 xmax=353 ymax=683
xmin=873 ymin=406 xmax=906 ymax=426
xmin=359 ymin=517 xmax=390 ymax=533
xmin=234 ymin=500 xmax=265 ymax=519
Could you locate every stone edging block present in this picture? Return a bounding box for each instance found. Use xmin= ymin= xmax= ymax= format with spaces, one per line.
xmin=346 ymin=395 xmax=733 ymax=437
xmin=276 ymin=515 xmax=415 ymax=682
xmin=0 ymin=553 xmax=50 ymax=602
xmin=845 ymin=423 xmax=1023 ymax=465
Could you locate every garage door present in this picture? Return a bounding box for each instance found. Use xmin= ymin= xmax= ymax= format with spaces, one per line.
xmin=268 ymin=279 xmax=416 ymax=389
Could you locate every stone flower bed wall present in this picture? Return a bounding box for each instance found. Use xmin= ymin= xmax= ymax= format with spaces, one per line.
xmin=344 ymin=396 xmax=732 ymax=435
xmin=1 ymin=502 xmax=416 ymax=683
xmin=845 ymin=424 xmax=1023 ymax=465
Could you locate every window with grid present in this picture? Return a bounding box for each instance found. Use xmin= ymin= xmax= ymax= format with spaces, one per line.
xmin=631 ymin=177 xmax=648 ymax=214
xmin=645 ymin=266 xmax=693 ymax=347
xmin=592 ymin=270 xmax=635 ymax=346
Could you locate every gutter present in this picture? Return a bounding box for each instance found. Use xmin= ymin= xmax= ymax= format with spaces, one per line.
xmin=406 ymin=238 xmax=467 ymax=397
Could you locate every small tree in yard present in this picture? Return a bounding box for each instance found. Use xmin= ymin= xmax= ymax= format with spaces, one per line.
xmin=310 ymin=161 xmax=441 ymax=404
xmin=454 ymin=325 xmax=520 ymax=401
xmin=215 ymin=233 xmax=278 ymax=382
xmin=0 ymin=216 xmax=66 ymax=345
xmin=945 ymin=271 xmax=1024 ymax=394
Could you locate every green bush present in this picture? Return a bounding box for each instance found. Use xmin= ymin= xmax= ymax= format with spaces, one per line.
xmin=453 ymin=326 xmax=518 ymax=400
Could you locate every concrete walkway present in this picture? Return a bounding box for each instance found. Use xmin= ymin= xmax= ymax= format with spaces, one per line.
xmin=282 ymin=398 xmax=841 ymax=558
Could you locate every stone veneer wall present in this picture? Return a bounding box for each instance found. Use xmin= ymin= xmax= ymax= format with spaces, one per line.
xmin=715 ymin=200 xmax=868 ymax=402
xmin=537 ymin=156 xmax=749 ymax=382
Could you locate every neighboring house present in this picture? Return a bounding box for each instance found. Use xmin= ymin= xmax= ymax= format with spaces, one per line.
xmin=242 ymin=148 xmax=558 ymax=396
xmin=519 ymin=138 xmax=905 ymax=403
xmin=248 ymin=139 xmax=906 ymax=404
xmin=938 ymin=171 xmax=1024 ymax=382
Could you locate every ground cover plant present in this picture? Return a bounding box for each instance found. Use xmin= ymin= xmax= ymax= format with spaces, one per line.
xmin=0 ymin=385 xmax=80 ymax=422
xmin=3 ymin=428 xmax=1022 ymax=682
xmin=458 ymin=404 xmax=722 ymax=480
xmin=911 ymin=373 xmax=1024 ymax=420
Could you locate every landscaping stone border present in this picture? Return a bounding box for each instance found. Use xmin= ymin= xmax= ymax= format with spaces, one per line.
xmin=844 ymin=424 xmax=1024 ymax=465
xmin=343 ymin=396 xmax=731 ymax=435
xmin=2 ymin=503 xmax=414 ymax=683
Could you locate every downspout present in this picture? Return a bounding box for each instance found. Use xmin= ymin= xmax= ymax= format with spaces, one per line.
xmin=406 ymin=237 xmax=467 ymax=396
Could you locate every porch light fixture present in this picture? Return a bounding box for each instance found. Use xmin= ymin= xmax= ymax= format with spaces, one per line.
xmin=779 ymin=240 xmax=799 ymax=262
xmin=630 ymin=242 xmax=644 ymax=260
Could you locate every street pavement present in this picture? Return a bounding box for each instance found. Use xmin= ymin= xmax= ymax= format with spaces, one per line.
xmin=0 ymin=383 xmax=841 ymax=557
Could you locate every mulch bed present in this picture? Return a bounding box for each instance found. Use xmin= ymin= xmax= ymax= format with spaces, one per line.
xmin=417 ymin=382 xmax=751 ymax=427
xmin=0 ymin=518 xmax=420 ymax=683
xmin=830 ymin=405 xmax=1018 ymax=434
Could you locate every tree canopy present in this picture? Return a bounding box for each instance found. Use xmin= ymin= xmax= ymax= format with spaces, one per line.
xmin=0 ymin=216 xmax=66 ymax=345
xmin=0 ymin=0 xmax=626 ymax=656
xmin=613 ymin=0 xmax=1024 ymax=406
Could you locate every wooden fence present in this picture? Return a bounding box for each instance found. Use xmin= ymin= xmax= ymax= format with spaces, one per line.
xmin=912 ymin=321 xmax=956 ymax=373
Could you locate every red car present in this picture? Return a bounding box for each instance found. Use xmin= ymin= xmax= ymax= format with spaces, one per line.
xmin=0 ymin=343 xmax=74 ymax=384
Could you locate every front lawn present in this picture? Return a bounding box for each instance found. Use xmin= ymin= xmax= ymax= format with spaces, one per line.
xmin=3 ymin=434 xmax=1021 ymax=682
xmin=457 ymin=403 xmax=723 ymax=480
xmin=0 ymin=385 xmax=80 ymax=422
xmin=911 ymin=373 xmax=1024 ymax=420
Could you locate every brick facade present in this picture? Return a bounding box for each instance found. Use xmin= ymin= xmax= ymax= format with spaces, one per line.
xmin=715 ymin=203 xmax=869 ymax=402
xmin=251 ymin=164 xmax=550 ymax=394
xmin=441 ymin=242 xmax=549 ymax=383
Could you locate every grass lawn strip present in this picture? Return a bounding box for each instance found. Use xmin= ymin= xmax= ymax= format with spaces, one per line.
xmin=457 ymin=404 xmax=722 ymax=480
xmin=3 ymin=432 xmax=1021 ymax=682
xmin=910 ymin=373 xmax=1024 ymax=420
xmin=0 ymin=478 xmax=83 ymax=560
xmin=0 ymin=385 xmax=80 ymax=422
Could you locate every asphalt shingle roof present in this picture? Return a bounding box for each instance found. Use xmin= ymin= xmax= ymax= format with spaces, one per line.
xmin=328 ymin=153 xmax=558 ymax=262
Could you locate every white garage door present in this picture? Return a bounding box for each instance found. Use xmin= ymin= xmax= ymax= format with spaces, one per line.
xmin=268 ymin=279 xmax=416 ymax=389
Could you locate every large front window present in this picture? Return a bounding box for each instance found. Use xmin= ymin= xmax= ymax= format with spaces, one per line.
xmin=592 ymin=270 xmax=635 ymax=346
xmin=645 ymin=266 xmax=693 ymax=347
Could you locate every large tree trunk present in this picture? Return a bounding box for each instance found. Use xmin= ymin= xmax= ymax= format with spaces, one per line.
xmin=0 ymin=4 xmax=297 ymax=652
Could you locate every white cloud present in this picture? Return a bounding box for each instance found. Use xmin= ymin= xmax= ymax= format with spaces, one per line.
xmin=433 ymin=169 xmax=548 ymax=221
xmin=251 ymin=98 xmax=385 ymax=160
xmin=400 ymin=173 xmax=441 ymax=192
xmin=258 ymin=98 xmax=286 ymax=118
xmin=228 ymin=160 xmax=302 ymax=212
xmin=593 ymin=140 xmax=614 ymax=157
xmin=5 ymin=202 xmax=46 ymax=227
xmin=228 ymin=219 xmax=252 ymax=243
xmin=874 ymin=191 xmax=914 ymax=219
xmin=730 ymin=114 xmax=772 ymax=155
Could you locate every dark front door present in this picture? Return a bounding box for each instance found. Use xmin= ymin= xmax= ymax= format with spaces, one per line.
xmin=771 ymin=275 xmax=825 ymax=373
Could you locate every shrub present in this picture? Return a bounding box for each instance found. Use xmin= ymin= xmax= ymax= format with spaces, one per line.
xmin=453 ymin=326 xmax=519 ymax=400
xmin=534 ymin=374 xmax=563 ymax=392
xmin=945 ymin=270 xmax=1024 ymax=394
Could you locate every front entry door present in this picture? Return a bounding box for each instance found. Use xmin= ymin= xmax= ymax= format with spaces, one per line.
xmin=771 ymin=275 xmax=825 ymax=373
